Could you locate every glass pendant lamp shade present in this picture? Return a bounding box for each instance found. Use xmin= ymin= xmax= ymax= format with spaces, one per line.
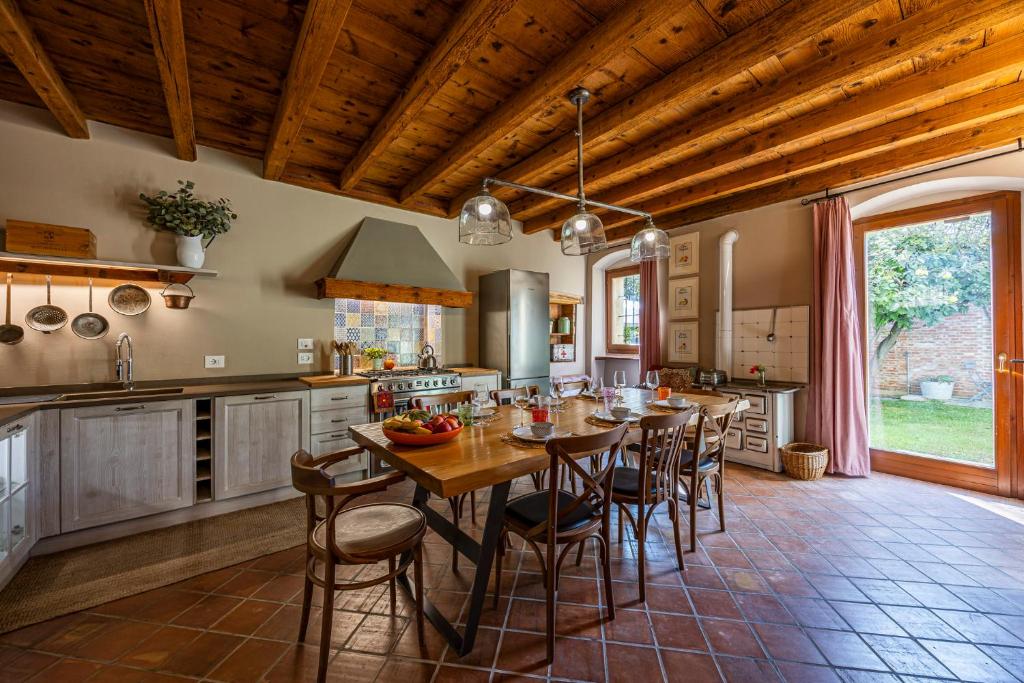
xmin=561 ymin=210 xmax=607 ymax=256
xmin=630 ymin=218 xmax=670 ymax=262
xmin=459 ymin=188 xmax=512 ymax=245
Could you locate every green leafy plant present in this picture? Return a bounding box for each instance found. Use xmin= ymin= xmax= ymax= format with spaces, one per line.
xmin=139 ymin=180 xmax=237 ymax=241
xmin=920 ymin=375 xmax=955 ymax=383
xmin=363 ymin=347 xmax=387 ymax=360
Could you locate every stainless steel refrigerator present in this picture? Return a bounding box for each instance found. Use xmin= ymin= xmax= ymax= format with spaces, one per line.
xmin=479 ymin=269 xmax=551 ymax=395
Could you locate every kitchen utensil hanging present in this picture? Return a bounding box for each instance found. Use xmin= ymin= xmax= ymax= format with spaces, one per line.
xmin=25 ymin=275 xmax=68 ymax=333
xmin=108 ymin=283 xmax=151 ymax=316
xmin=160 ymin=282 xmax=195 ymax=309
xmin=0 ymin=274 xmax=24 ymax=345
xmin=71 ymin=278 xmax=110 ymax=339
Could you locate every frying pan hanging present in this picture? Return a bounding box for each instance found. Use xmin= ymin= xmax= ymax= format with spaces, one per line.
xmin=71 ymin=279 xmax=109 ymax=339
xmin=25 ymin=275 xmax=68 ymax=333
xmin=0 ymin=274 xmax=24 ymax=345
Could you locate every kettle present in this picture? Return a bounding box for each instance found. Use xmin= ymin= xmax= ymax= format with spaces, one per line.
xmin=418 ymin=344 xmax=438 ymax=370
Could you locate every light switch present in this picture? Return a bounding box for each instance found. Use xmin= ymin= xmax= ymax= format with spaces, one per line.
xmin=298 ymin=352 xmax=313 ymax=365
xmin=298 ymin=338 xmax=314 ymax=350
xmin=205 ymin=355 xmax=225 ymax=369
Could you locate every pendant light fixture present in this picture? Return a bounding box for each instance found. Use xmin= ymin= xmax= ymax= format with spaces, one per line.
xmin=459 ymin=87 xmax=667 ymax=259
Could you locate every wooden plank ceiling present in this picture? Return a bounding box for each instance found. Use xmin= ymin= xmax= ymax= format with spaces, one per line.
xmin=1 ymin=0 xmax=1023 ymax=242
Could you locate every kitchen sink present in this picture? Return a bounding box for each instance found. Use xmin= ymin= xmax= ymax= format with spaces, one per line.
xmin=56 ymin=387 xmax=186 ymax=401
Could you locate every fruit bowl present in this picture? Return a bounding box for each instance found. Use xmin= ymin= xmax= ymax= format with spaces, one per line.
xmin=383 ymin=425 xmax=464 ymax=446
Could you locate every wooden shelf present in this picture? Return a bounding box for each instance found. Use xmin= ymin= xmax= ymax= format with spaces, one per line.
xmin=0 ymin=251 xmax=218 ymax=284
xmin=550 ymin=291 xmax=583 ymax=305
xmin=316 ymin=277 xmax=472 ymax=308
xmin=550 ymin=294 xmax=579 ymax=363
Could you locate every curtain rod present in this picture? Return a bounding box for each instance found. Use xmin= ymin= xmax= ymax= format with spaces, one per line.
xmin=799 ymin=138 xmax=1024 ymax=206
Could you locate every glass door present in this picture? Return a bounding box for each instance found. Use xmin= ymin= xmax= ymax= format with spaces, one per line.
xmin=855 ymin=192 xmax=1022 ymax=497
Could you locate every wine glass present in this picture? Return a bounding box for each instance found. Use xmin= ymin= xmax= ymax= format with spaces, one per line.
xmin=613 ymin=370 xmax=626 ymax=404
xmin=645 ymin=370 xmax=660 ymax=392
xmin=549 ymin=377 xmax=564 ymax=413
xmin=513 ymin=392 xmax=530 ymax=427
xmin=588 ymin=376 xmax=603 ymax=395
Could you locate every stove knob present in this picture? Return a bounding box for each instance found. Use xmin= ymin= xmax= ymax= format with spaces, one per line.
xmin=433 ymin=379 xmax=440 ymax=387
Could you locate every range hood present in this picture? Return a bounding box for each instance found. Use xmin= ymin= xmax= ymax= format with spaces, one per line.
xmin=315 ymin=217 xmax=472 ymax=308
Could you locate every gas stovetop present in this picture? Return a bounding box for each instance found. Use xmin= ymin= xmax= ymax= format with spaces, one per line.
xmin=357 ymin=369 xmax=461 ymax=394
xmin=356 ymin=368 xmax=451 ymax=380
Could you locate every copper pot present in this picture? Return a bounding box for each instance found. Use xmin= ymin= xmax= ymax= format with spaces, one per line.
xmin=160 ymin=282 xmax=195 ymax=309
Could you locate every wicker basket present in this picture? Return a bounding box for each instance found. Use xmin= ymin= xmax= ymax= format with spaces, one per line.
xmin=781 ymin=442 xmax=829 ymax=481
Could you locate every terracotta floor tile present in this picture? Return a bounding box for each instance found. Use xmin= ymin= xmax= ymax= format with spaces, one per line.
xmin=860 ymin=635 xmax=952 ymax=678
xmin=650 ymin=612 xmax=707 ymax=651
xmin=494 ymin=630 xmax=549 ymax=675
xmin=605 ymin=642 xmax=663 ymax=681
xmin=734 ymin=593 xmax=795 ymax=625
xmin=681 ymin=565 xmax=728 ymax=590
xmin=774 ymin=660 xmax=843 ymax=683
xmin=933 ymin=609 xmax=1023 ymax=646
xmin=373 ymin=658 xmax=436 ymax=683
xmin=442 ymin=626 xmax=500 ymax=669
xmin=342 ymin=613 xmax=405 ymax=654
xmin=689 ymin=588 xmax=743 ymax=619
xmin=659 ymin=647 xmax=721 ymax=681
xmin=207 ymin=637 xmax=289 ymax=682
xmin=878 ymin=605 xmax=964 ymax=640
xmin=173 ymin=567 xmax=239 ymax=593
xmin=131 ymin=588 xmax=206 ymax=623
xmin=919 ymin=640 xmax=1018 ymax=682
xmin=161 ymin=631 xmax=244 ymax=678
xmin=434 ymin=665 xmax=491 ymax=682
xmin=550 ymin=636 xmax=605 ymax=682
xmin=701 ymin=618 xmax=764 ymax=658
xmin=752 ymin=623 xmax=826 ymax=665
xmin=716 ymin=655 xmax=781 ymax=682
xmin=26 ymin=657 xmax=102 ymax=682
xmin=827 ymin=601 xmax=906 ymax=636
xmin=603 ymin=608 xmax=654 ymax=644
xmin=117 ymin=625 xmax=202 ymax=670
xmin=643 ymin=584 xmax=693 ymax=614
xmin=265 ymin=644 xmax=351 ymax=683
xmin=171 ymin=595 xmax=243 ymax=629
xmin=251 ymin=574 xmax=305 ymax=602
xmin=68 ymin=619 xmax=162 ymax=661
xmin=805 ymin=629 xmax=887 ymax=671
xmin=0 ymin=650 xmax=60 ymax=681
xmin=211 ymin=599 xmax=282 ymax=636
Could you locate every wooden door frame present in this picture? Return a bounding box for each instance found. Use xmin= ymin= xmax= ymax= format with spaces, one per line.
xmin=853 ymin=191 xmax=1022 ymax=497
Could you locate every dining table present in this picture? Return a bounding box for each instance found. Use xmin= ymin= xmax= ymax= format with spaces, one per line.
xmin=348 ymin=387 xmax=749 ymax=655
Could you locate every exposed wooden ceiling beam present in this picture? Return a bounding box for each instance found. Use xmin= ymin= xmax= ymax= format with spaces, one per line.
xmin=263 ymin=0 xmax=353 ymax=181
xmin=514 ymin=0 xmax=1024 ymax=231
xmin=521 ymin=32 xmax=1024 ymax=233
xmin=604 ymin=110 xmax=1024 ymax=242
xmin=339 ymin=0 xmax=518 ymax=191
xmin=0 ymin=0 xmax=87 ymax=138
xmin=144 ymin=0 xmax=195 ymax=161
xmin=456 ymin=0 xmax=884 ymax=218
xmin=396 ymin=0 xmax=678 ymax=204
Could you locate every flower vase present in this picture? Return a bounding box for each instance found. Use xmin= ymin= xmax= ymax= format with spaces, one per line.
xmin=756 ymin=370 xmax=766 ymax=387
xmin=371 ymin=357 xmax=384 ymax=371
xmin=175 ymin=235 xmax=206 ymax=269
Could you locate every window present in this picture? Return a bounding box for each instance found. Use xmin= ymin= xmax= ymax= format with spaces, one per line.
xmin=605 ymin=265 xmax=641 ymax=354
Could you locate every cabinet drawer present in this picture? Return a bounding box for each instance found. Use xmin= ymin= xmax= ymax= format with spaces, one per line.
xmin=312 ymin=434 xmax=365 ymax=475
xmin=310 ymin=386 xmax=368 ymax=412
xmin=725 ymin=427 xmax=743 ymax=450
xmin=311 ymin=407 xmax=367 ymax=435
xmin=745 ymin=417 xmax=769 ymax=434
xmin=743 ymin=393 xmax=768 ymax=415
xmin=746 ymin=436 xmax=768 ymax=453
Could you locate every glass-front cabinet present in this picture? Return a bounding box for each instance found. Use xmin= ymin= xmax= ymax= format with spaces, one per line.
xmin=0 ymin=420 xmax=32 ymax=587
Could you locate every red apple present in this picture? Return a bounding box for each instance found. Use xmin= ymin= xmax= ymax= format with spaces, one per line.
xmin=436 ymin=421 xmax=453 ymax=433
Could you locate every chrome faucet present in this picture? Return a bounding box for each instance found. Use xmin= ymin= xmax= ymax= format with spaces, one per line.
xmin=115 ymin=333 xmax=134 ymax=389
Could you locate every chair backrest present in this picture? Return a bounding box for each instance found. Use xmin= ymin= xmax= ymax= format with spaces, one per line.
xmin=411 ymin=390 xmax=474 ymax=414
xmin=490 ymin=385 xmax=539 ymax=405
xmin=559 ymin=378 xmax=589 ymax=396
xmin=535 ymin=424 xmax=629 ymax=541
xmin=635 ymin=408 xmax=697 ymax=503
xmin=692 ymin=399 xmax=739 ymax=463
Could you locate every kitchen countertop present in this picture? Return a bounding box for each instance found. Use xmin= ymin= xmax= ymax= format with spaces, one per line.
xmin=298 ymin=375 xmax=370 ymax=388
xmin=719 ymin=380 xmax=805 ymax=394
xmin=446 ymin=367 xmax=500 ymax=377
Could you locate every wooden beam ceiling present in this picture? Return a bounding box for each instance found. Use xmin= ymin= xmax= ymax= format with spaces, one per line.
xmin=263 ymin=0 xmax=353 ymax=181
xmin=396 ymin=0 xmax=679 ymax=204
xmin=0 ymin=0 xmax=87 ymax=138
xmin=143 ymin=0 xmax=195 ymax=161
xmin=338 ymin=0 xmax=519 ymax=191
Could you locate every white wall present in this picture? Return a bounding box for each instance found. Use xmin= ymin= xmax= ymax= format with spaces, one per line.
xmin=0 ymin=101 xmax=586 ymax=386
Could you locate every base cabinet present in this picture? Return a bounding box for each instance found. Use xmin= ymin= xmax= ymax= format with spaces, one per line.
xmin=0 ymin=417 xmax=36 ymax=589
xmin=214 ymin=391 xmax=310 ymax=500
xmin=60 ymin=401 xmax=195 ymax=532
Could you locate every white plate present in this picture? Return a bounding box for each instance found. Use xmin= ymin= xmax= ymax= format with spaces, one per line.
xmin=472 ymin=407 xmax=496 ymax=417
xmin=592 ymin=410 xmax=641 ymax=423
xmin=651 ymin=399 xmax=690 ymax=410
xmin=512 ymin=425 xmax=566 ymax=442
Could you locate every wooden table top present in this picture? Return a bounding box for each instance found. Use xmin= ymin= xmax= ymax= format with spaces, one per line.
xmin=348 ymin=388 xmax=748 ymax=499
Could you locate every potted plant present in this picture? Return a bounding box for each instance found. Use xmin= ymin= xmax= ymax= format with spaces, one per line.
xmin=749 ymin=364 xmax=767 ymax=387
xmin=140 ymin=180 xmax=237 ymax=268
xmin=920 ymin=374 xmax=955 ymax=400
xmin=363 ymin=346 xmax=387 ymax=371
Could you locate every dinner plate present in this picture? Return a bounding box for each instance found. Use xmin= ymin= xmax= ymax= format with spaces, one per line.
xmin=651 ymin=399 xmax=691 ymax=410
xmin=472 ymin=407 xmax=496 ymax=417
xmin=592 ymin=410 xmax=641 ymax=423
xmin=512 ymin=425 xmax=567 ymax=442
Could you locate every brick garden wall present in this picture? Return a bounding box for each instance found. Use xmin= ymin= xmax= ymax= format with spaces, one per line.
xmin=873 ymin=306 xmax=992 ymax=399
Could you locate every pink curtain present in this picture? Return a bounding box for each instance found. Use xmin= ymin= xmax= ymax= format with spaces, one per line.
xmin=806 ymin=197 xmax=871 ymax=476
xmin=639 ymin=260 xmax=661 ymax=374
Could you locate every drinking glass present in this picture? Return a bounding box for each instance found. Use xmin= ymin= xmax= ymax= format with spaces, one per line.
xmin=514 ymin=393 xmax=530 ymax=427
xmin=613 ymin=370 xmax=626 ymax=404
xmin=645 ymin=370 xmax=660 ymax=392
xmin=588 ymin=376 xmax=603 ymax=395
xmin=549 ymin=376 xmax=564 ymax=412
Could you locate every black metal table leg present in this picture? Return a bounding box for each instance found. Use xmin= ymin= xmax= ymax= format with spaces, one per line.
xmin=397 ymin=480 xmax=512 ymax=656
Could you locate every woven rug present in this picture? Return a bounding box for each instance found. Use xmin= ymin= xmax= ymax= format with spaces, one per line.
xmin=0 ymin=498 xmax=307 ymax=634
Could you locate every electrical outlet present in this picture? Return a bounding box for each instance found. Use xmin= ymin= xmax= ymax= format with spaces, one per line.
xmin=205 ymin=355 xmax=225 ymax=369
xmin=297 ymin=352 xmax=313 ymax=365
xmin=297 ymin=338 xmax=314 ymax=350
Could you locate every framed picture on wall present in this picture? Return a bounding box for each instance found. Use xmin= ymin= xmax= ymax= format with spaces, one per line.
xmin=669 ymin=276 xmax=699 ymax=318
xmin=669 ymin=232 xmax=699 ymax=277
xmin=667 ymin=321 xmax=699 ymax=364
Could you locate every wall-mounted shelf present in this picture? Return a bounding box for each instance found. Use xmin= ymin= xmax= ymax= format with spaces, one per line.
xmin=315 ymin=277 xmax=472 ymax=308
xmin=0 ymin=251 xmax=218 ymax=284
xmin=550 ymin=292 xmax=583 ymax=363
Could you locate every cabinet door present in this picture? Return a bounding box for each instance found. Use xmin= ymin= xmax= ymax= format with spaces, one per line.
xmin=60 ymin=401 xmax=194 ymax=532
xmin=214 ymin=391 xmax=310 ymax=500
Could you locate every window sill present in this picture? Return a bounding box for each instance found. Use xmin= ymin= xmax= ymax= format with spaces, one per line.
xmin=594 ymin=354 xmax=639 ymax=361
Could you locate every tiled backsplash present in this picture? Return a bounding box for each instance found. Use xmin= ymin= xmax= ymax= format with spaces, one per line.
xmin=334 ymin=299 xmax=442 ymax=367
xmin=728 ymin=306 xmax=810 ymax=383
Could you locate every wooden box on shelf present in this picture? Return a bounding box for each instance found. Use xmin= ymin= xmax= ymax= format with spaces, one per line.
xmin=4 ymin=220 xmax=97 ymax=259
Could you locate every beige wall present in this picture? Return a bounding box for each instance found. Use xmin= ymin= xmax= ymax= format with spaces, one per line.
xmin=0 ymin=102 xmax=586 ymax=387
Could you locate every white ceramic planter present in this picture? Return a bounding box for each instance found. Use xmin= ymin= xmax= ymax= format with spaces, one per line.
xmin=175 ymin=235 xmax=206 ymax=269
xmin=920 ymin=381 xmax=954 ymax=401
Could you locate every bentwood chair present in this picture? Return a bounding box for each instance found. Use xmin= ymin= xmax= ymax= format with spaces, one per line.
xmin=290 ymin=449 xmax=426 ymax=683
xmin=679 ymin=400 xmax=739 ymax=552
xmin=494 ymin=424 xmax=628 ymax=663
xmin=489 ymin=385 xmax=540 ymax=406
xmin=611 ymin=408 xmax=696 ymax=600
xmin=411 ymin=390 xmax=477 ymax=570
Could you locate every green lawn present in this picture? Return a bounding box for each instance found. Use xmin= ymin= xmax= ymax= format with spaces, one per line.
xmin=869 ymin=398 xmax=994 ymax=465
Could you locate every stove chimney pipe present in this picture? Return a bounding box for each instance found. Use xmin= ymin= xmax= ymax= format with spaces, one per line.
xmin=717 ymin=230 xmax=740 ymax=376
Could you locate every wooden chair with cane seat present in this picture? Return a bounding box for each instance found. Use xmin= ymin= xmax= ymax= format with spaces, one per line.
xmin=493 ymin=424 xmax=629 ymax=663
xmin=679 ymin=400 xmax=739 ymax=552
xmin=411 ymin=390 xmax=478 ymax=570
xmin=291 ymin=449 xmax=426 ymax=683
xmin=610 ymin=408 xmax=696 ymax=601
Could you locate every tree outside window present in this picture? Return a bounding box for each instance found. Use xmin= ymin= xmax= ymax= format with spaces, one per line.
xmin=606 ymin=265 xmax=640 ymax=353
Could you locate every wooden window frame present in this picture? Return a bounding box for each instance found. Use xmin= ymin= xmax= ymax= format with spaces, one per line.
xmin=605 ymin=264 xmax=641 ymax=355
xmin=853 ymin=191 xmax=1022 ymax=498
